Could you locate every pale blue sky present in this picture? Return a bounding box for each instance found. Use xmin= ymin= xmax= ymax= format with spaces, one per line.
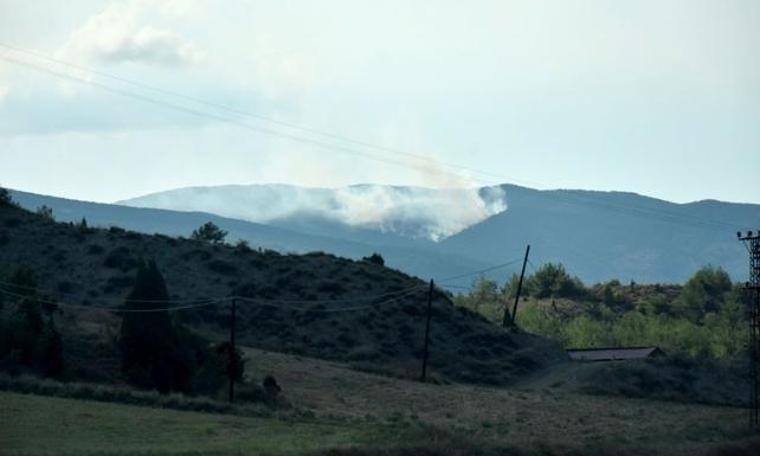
xmin=0 ymin=0 xmax=758 ymax=203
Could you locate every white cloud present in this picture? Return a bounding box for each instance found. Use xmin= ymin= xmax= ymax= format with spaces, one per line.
xmin=58 ymin=0 xmax=202 ymax=66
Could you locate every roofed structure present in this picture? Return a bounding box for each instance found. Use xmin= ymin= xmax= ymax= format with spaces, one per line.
xmin=566 ymin=346 xmax=663 ymax=362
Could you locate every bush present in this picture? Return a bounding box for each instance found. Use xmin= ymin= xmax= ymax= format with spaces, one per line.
xmin=234 ymin=240 xmax=252 ymax=254
xmin=103 ymin=247 xmax=138 ymax=272
xmin=87 ymin=244 xmax=105 ymax=255
xmin=207 ymin=259 xmax=238 ymax=276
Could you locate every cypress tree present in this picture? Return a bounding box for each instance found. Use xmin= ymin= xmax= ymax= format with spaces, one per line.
xmin=41 ymin=317 xmax=64 ymax=377
xmin=120 ymin=260 xmax=179 ymax=392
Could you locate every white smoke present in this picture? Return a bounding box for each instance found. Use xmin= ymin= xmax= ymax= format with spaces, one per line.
xmin=119 ymin=184 xmax=507 ymax=241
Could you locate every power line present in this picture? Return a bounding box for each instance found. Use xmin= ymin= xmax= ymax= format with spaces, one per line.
xmin=234 ymin=284 xmax=424 ymax=305
xmin=0 ymin=286 xmax=226 ymax=313
xmin=0 ymin=44 xmax=751 ymax=231
xmin=237 ymin=286 xmax=424 ymax=313
xmin=0 ymin=53 xmax=485 ymax=187
xmin=436 ymin=258 xmax=523 ymax=282
xmin=0 ymin=42 xmax=525 ymax=187
xmin=0 ymin=283 xmax=425 ymax=314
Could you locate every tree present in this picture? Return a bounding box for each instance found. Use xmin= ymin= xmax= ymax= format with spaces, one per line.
xmin=36 ymin=205 xmax=54 ymax=222
xmin=525 ymin=263 xmax=585 ymax=299
xmin=11 ymin=267 xmax=43 ymax=335
xmin=674 ymin=265 xmax=733 ymax=321
xmin=362 ymin=253 xmax=385 ymax=266
xmin=191 ymin=222 xmax=227 ymax=244
xmin=41 ymin=317 xmax=64 ymax=377
xmin=453 ymin=277 xmax=504 ymax=322
xmin=0 ymin=186 xmax=13 ymax=207
xmin=119 ymin=260 xmax=188 ymax=392
xmin=1 ymin=267 xmax=47 ymax=366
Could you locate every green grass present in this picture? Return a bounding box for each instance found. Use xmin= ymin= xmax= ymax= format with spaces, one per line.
xmin=0 ymin=392 xmax=411 ymax=456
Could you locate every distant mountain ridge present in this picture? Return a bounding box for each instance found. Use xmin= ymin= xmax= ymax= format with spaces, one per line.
xmin=12 ymin=183 xmax=760 ymax=285
xmin=117 ymin=183 xmax=508 ymax=242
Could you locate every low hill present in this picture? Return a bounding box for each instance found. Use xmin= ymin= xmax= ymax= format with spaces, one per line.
xmin=9 ymin=189 xmax=494 ymax=288
xmin=0 ymin=198 xmax=563 ymax=385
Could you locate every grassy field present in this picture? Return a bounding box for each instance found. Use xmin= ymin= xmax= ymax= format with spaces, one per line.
xmin=0 ymin=391 xmax=418 ymax=456
xmin=3 ymin=346 xmax=755 ymax=456
xmin=242 ymin=347 xmax=754 ymax=454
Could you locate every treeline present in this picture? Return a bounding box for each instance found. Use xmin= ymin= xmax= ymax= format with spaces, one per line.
xmin=453 ymin=264 xmax=748 ymax=358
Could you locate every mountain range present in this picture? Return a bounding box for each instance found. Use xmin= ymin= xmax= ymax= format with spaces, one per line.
xmin=10 ymin=183 xmax=760 ymax=286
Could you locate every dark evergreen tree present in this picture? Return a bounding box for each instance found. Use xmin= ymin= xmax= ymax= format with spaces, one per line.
xmin=2 ymin=267 xmax=46 ymax=365
xmin=119 ymin=260 xmax=188 ymax=392
xmin=41 ymin=317 xmax=64 ymax=377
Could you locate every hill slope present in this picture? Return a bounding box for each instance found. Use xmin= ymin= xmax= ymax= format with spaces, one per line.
xmin=0 ymin=199 xmax=563 ymax=385
xmin=9 ymin=190 xmax=493 ymax=286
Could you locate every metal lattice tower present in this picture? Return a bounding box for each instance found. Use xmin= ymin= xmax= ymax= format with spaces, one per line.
xmin=739 ymin=230 xmax=760 ymax=429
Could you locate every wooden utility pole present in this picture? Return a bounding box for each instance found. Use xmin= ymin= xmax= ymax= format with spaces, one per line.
xmin=506 ymin=244 xmax=531 ymax=326
xmin=420 ymin=279 xmax=434 ymax=382
xmin=228 ymin=297 xmax=237 ymax=403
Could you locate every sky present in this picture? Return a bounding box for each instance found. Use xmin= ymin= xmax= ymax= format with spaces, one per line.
xmin=0 ymin=0 xmax=758 ymax=204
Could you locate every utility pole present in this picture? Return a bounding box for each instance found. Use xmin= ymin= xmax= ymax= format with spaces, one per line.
xmin=228 ymin=297 xmax=237 ymax=403
xmin=506 ymin=244 xmax=531 ymax=327
xmin=739 ymin=230 xmax=760 ymax=430
xmin=420 ymin=279 xmax=434 ymax=382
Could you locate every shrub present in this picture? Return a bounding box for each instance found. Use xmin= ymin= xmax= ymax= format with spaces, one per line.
xmin=87 ymin=244 xmax=105 ymax=255
xmin=234 ymin=240 xmax=252 ymax=254
xmin=207 ymin=259 xmax=238 ymax=276
xmin=103 ymin=247 xmax=137 ymax=272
